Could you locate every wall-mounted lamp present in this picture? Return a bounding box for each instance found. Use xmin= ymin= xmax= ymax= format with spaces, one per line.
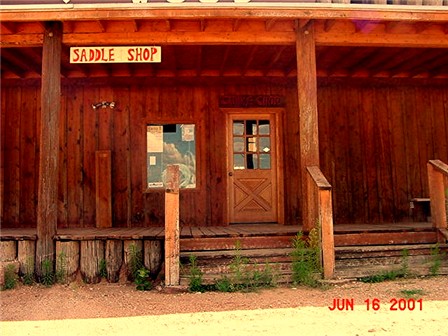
xmin=92 ymin=101 xmax=116 ymax=110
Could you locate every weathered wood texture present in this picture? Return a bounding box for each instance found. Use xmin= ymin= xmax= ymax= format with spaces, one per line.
xmin=297 ymin=21 xmax=320 ymax=232
xmin=18 ymin=240 xmax=35 ymax=275
xmin=427 ymin=160 xmax=448 ymax=233
xmin=306 ymin=166 xmax=335 ymax=279
xmin=1 ymin=81 xmax=447 ymax=227
xmin=318 ymin=83 xmax=448 ymax=224
xmin=80 ymin=240 xmax=104 ymax=284
xmin=55 ymin=241 xmax=79 ymax=282
xmin=35 ymin=21 xmax=62 ymax=275
xmin=0 ymin=241 xmax=16 ymax=262
xmin=95 ymin=150 xmax=112 ymax=228
xmin=165 ymin=165 xmax=180 ymax=286
xmin=144 ymin=240 xmax=163 ymax=278
xmin=105 ymin=240 xmax=122 ymax=282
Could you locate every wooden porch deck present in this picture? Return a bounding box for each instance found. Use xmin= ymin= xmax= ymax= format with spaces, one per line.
xmin=0 ymin=222 xmax=434 ymax=241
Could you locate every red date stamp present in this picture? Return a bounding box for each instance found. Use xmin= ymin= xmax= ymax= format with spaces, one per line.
xmin=328 ymin=298 xmax=423 ymax=311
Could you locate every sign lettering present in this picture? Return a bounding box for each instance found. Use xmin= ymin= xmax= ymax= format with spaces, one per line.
xmin=70 ymin=46 xmax=161 ymax=64
xmin=219 ymin=95 xmax=286 ymax=108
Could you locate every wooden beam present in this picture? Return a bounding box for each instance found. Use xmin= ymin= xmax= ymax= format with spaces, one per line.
xmin=3 ymin=28 xmax=447 ymax=48
xmin=315 ymin=32 xmax=448 ymax=48
xmin=165 ymin=165 xmax=180 ymax=287
xmin=266 ymin=19 xmax=277 ymax=31
xmin=232 ymin=19 xmax=241 ymax=32
xmin=1 ymin=7 xmax=448 ymax=23
xmin=36 ymin=21 xmax=62 ymax=279
xmin=323 ymin=20 xmax=336 ymax=32
xmin=296 ymin=21 xmax=319 ymax=232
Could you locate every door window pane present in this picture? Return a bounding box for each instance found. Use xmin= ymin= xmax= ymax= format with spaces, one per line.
xmin=259 ymin=120 xmax=270 ymax=135
xmin=260 ymin=137 xmax=270 ymax=153
xmin=234 ymin=154 xmax=245 ymax=170
xmin=260 ymin=154 xmax=271 ymax=169
xmin=233 ymin=120 xmax=244 ymax=135
xmin=233 ymin=137 xmax=244 ymax=152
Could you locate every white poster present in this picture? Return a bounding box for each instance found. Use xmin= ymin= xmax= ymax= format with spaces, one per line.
xmin=147 ymin=126 xmax=163 ymax=153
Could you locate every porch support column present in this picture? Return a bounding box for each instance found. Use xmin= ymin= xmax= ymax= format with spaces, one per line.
xmin=36 ymin=21 xmax=62 ymax=277
xmin=296 ymin=20 xmax=320 ymax=232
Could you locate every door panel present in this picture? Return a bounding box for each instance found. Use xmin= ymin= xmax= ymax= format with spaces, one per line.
xmin=228 ymin=114 xmax=278 ymax=223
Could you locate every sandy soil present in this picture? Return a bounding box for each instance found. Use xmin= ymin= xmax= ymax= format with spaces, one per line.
xmin=1 ymin=277 xmax=448 ymax=336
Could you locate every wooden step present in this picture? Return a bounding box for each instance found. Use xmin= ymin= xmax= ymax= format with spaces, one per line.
xmin=180 ymin=235 xmax=294 ymax=252
xmin=334 ymin=230 xmax=438 ymax=247
xmin=334 ymin=243 xmax=448 ymax=279
xmin=180 ymin=247 xmax=294 ymax=259
xmin=335 ymin=243 xmax=448 ymax=259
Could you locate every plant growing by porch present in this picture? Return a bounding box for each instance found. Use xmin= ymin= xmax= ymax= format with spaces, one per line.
xmin=290 ymin=229 xmax=322 ymax=288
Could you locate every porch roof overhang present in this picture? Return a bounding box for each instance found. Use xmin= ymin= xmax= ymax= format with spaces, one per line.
xmin=1 ymin=4 xmax=448 ymax=81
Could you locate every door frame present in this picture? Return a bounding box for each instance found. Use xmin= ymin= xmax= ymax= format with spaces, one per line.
xmin=224 ymin=108 xmax=285 ymax=225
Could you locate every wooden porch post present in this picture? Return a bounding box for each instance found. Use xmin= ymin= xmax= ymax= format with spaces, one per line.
xmin=296 ymin=20 xmax=320 ymax=232
xmin=36 ymin=21 xmax=62 ymax=277
xmin=165 ymin=165 xmax=180 ymax=286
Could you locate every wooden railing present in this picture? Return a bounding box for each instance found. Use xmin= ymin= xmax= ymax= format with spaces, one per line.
xmin=306 ymin=166 xmax=335 ymax=279
xmin=427 ymin=160 xmax=448 ymax=237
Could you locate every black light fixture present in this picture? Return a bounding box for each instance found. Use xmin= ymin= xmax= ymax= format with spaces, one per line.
xmin=92 ymin=101 xmax=116 ymax=110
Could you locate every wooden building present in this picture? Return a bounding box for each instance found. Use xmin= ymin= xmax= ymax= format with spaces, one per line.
xmin=1 ymin=1 xmax=447 ymax=283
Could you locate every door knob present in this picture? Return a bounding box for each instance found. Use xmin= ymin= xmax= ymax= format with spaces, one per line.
xmin=229 ymin=172 xmax=233 ymax=176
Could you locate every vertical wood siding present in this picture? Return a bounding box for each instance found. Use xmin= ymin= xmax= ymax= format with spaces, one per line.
xmin=318 ymin=83 xmax=448 ymax=224
xmin=1 ymin=81 xmax=447 ymax=227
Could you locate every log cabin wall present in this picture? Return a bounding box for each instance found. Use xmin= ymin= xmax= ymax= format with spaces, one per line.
xmin=1 ymin=80 xmax=447 ymax=228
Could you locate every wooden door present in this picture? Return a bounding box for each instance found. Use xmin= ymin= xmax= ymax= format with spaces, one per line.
xmin=227 ymin=113 xmax=279 ymax=223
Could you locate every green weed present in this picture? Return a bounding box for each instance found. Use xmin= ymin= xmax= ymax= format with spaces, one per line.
xmin=2 ymin=264 xmax=17 ymax=290
xmin=429 ymin=244 xmax=445 ymax=276
xmin=400 ymin=289 xmax=425 ymax=299
xmin=56 ymin=252 xmax=67 ymax=284
xmin=128 ymin=244 xmax=143 ymax=281
xmin=22 ymin=256 xmax=35 ymax=286
xmin=99 ymin=259 xmax=108 ymax=279
xmin=359 ymin=249 xmax=412 ymax=283
xmin=188 ymin=255 xmax=204 ymax=292
xmin=40 ymin=258 xmax=55 ymax=287
xmin=291 ymin=230 xmax=322 ymax=288
xmin=135 ymin=268 xmax=152 ymax=291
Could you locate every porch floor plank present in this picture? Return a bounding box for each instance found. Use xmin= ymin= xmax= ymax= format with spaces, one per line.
xmin=0 ymin=222 xmax=434 ymax=241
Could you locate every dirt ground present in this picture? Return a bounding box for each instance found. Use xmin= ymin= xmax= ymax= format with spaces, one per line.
xmin=1 ymin=276 xmax=448 ymax=321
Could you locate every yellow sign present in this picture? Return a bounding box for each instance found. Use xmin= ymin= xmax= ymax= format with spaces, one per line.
xmin=70 ymin=46 xmax=161 ymax=63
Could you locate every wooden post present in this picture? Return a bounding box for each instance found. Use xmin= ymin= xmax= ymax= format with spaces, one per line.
xmin=95 ymin=150 xmax=112 ymax=228
xmin=319 ymin=189 xmax=335 ymax=279
xmin=297 ymin=20 xmax=320 ymax=232
xmin=36 ymin=21 xmax=62 ymax=278
xmin=428 ymin=161 xmax=448 ymax=235
xmin=165 ymin=165 xmax=180 ymax=286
